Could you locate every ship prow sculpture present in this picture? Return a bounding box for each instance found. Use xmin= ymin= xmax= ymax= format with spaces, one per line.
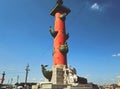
xmin=40 ymin=0 xmax=98 ymax=89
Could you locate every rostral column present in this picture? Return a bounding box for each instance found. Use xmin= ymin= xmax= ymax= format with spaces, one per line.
xmin=50 ymin=0 xmax=71 ymax=66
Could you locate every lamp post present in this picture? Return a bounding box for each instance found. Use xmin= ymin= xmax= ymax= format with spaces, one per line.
xmin=25 ymin=64 xmax=30 ymax=89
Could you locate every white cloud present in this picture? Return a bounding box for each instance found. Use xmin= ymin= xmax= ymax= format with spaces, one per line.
xmin=90 ymin=2 xmax=111 ymax=13
xmin=28 ymin=77 xmax=37 ymax=81
xmin=91 ymin=3 xmax=100 ymax=10
xmin=32 ymin=78 xmax=37 ymax=81
xmin=84 ymin=74 xmax=90 ymax=78
xmin=116 ymin=75 xmax=120 ymax=79
xmin=40 ymin=78 xmax=44 ymax=82
xmin=112 ymin=53 xmax=120 ymax=57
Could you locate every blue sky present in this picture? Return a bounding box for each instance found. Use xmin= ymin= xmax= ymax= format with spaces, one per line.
xmin=0 ymin=0 xmax=120 ymax=85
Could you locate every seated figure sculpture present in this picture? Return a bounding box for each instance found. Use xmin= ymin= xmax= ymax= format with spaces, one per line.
xmin=63 ymin=65 xmax=87 ymax=85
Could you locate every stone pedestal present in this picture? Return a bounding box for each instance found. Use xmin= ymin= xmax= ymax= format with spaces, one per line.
xmin=40 ymin=65 xmax=98 ymax=89
xmin=41 ymin=83 xmax=53 ymax=89
xmin=41 ymin=65 xmax=66 ymax=89
xmin=41 ymin=83 xmax=96 ymax=89
xmin=51 ymin=65 xmax=65 ymax=84
xmin=64 ymin=84 xmax=94 ymax=89
xmin=41 ymin=83 xmax=68 ymax=89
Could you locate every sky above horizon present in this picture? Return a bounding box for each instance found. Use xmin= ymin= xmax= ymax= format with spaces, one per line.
xmin=0 ymin=0 xmax=120 ymax=85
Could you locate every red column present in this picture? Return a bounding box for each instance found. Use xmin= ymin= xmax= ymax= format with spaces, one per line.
xmin=50 ymin=0 xmax=70 ymax=66
xmin=53 ymin=12 xmax=67 ymax=65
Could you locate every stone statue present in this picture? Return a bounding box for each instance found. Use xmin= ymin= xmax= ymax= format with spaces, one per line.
xmin=63 ymin=65 xmax=78 ymax=84
xmin=63 ymin=65 xmax=87 ymax=84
